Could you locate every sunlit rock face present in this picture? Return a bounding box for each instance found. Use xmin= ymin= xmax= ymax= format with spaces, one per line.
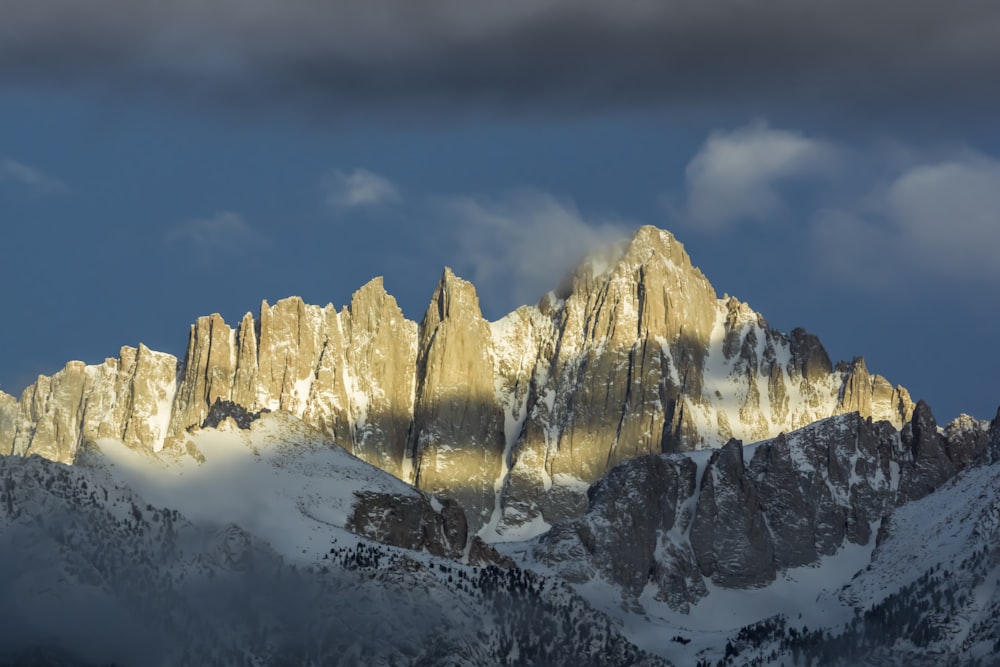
xmin=0 ymin=225 xmax=917 ymax=536
xmin=532 ymin=406 xmax=991 ymax=611
xmin=3 ymin=345 xmax=178 ymax=462
xmin=485 ymin=226 xmax=913 ymax=536
xmin=409 ymin=269 xmax=506 ymax=534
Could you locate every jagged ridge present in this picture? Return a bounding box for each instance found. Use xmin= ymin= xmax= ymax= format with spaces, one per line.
xmin=530 ymin=402 xmax=992 ymax=612
xmin=0 ymin=225 xmax=915 ymax=537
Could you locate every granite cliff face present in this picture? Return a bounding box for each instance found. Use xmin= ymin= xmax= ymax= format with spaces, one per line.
xmin=0 ymin=226 xmax=916 ymax=538
xmin=531 ymin=403 xmax=993 ymax=611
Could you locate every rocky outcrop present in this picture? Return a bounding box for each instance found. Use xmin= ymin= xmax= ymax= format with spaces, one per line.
xmin=533 ymin=405 xmax=990 ymax=610
xmin=3 ymin=345 xmax=177 ymax=462
xmin=0 ymin=225 xmax=921 ymax=538
xmin=201 ymin=399 xmax=270 ymax=430
xmin=946 ymin=412 xmax=992 ymax=468
xmin=836 ymin=356 xmax=913 ymax=427
xmin=348 ymin=488 xmax=517 ymax=567
xmin=0 ymin=391 xmax=19 ymax=455
xmin=540 ymin=453 xmax=704 ymax=606
xmin=690 ymin=440 xmax=775 ymax=588
xmin=898 ymin=401 xmax=956 ymax=500
xmin=348 ymin=491 xmax=468 ymax=560
xmin=985 ymin=407 xmax=1000 ymax=464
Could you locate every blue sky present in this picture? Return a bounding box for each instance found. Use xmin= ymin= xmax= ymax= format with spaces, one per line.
xmin=2 ymin=1 xmax=999 ymax=424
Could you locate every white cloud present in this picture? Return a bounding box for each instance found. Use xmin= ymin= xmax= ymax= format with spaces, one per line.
xmin=886 ymin=157 xmax=1000 ymax=277
xmin=322 ymin=168 xmax=400 ymax=212
xmin=0 ymin=158 xmax=66 ymax=194
xmin=672 ymin=120 xmax=839 ymax=232
xmin=810 ymin=152 xmax=1000 ymax=288
xmin=437 ymin=190 xmax=632 ymax=314
xmin=164 ymin=211 xmax=269 ymax=264
xmin=667 ymin=124 xmax=1000 ymax=291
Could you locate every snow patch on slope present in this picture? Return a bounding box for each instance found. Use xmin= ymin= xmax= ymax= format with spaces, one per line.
xmin=840 ymin=461 xmax=1000 ymax=612
xmin=92 ymin=411 xmax=416 ymax=563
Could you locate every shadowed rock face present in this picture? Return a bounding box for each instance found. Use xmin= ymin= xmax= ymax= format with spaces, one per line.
xmin=0 ymin=225 xmax=919 ymax=536
xmin=985 ymin=407 xmax=1000 ymax=465
xmin=534 ymin=405 xmax=992 ymax=611
xmin=201 ymin=399 xmax=271 ymax=430
xmin=690 ymin=440 xmax=775 ymax=588
xmin=347 ymin=488 xmax=515 ymax=567
xmin=348 ymin=491 xmax=469 ymax=560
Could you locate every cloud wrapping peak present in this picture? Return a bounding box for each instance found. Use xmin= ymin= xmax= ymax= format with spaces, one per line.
xmin=322 ymin=168 xmax=400 ymax=212
xmin=2 ymin=0 xmax=998 ymax=117
xmin=438 ymin=190 xmax=632 ymax=316
xmin=674 ymin=120 xmax=838 ymax=231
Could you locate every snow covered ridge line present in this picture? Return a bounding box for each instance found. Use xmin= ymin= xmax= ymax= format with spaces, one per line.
xmin=503 ymin=407 xmax=1000 ymax=665
xmin=529 ymin=405 xmax=995 ymax=611
xmin=0 ymin=224 xmax=929 ymax=538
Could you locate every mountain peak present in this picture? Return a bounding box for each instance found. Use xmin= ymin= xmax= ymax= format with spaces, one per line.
xmin=628 ymin=224 xmax=677 ymax=252
xmin=425 ymin=266 xmax=482 ymax=324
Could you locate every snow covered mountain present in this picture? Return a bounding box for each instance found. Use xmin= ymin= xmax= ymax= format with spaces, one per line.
xmin=0 ymin=412 xmax=665 ymax=666
xmin=0 ymin=226 xmax=913 ymax=540
xmin=516 ymin=405 xmax=999 ymax=665
xmin=2 ymin=224 xmax=997 ymax=665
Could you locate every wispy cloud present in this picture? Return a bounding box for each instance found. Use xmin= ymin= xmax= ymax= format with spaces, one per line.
xmin=436 ymin=190 xmax=632 ymax=315
xmin=811 ymin=152 xmax=1000 ymax=290
xmin=0 ymin=158 xmax=66 ymax=194
xmin=668 ymin=120 xmax=839 ymax=232
xmin=664 ymin=120 xmax=1000 ymax=292
xmin=164 ymin=211 xmax=270 ymax=264
xmin=0 ymin=1 xmax=997 ymax=121
xmin=321 ymin=168 xmax=400 ymax=212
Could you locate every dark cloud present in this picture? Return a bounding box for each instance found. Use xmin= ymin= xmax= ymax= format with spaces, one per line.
xmin=1 ymin=0 xmax=998 ymax=119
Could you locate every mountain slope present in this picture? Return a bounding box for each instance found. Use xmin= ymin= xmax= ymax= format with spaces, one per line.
xmin=0 ymin=415 xmax=667 ymax=667
xmin=513 ymin=407 xmax=996 ymax=665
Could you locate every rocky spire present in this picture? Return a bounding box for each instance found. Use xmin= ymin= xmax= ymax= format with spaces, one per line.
xmin=338 ymin=277 xmax=418 ymax=478
xmin=410 ymin=268 xmax=505 ymax=534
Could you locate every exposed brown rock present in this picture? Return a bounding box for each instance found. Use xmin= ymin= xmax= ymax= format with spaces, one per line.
xmin=348 ymin=490 xmax=468 ymax=560
xmin=0 ymin=225 xmax=932 ymax=539
xmin=410 ymin=268 xmax=505 ymax=534
xmin=341 ymin=278 xmax=419 ymax=479
xmin=0 ymin=391 xmax=16 ymax=455
xmin=836 ymin=356 xmax=914 ymax=427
